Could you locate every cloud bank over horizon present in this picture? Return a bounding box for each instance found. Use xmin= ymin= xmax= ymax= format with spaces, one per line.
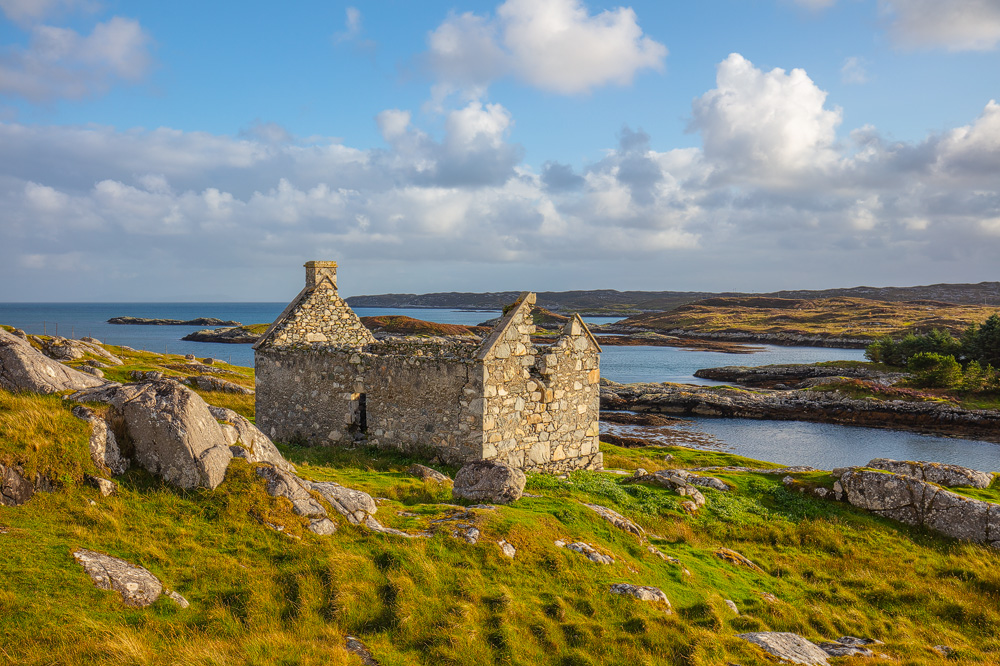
xmin=1 ymin=0 xmax=998 ymax=300
xmin=3 ymin=49 xmax=999 ymax=300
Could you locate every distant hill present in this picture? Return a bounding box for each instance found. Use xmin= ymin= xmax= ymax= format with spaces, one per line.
xmin=346 ymin=281 xmax=1000 ymax=316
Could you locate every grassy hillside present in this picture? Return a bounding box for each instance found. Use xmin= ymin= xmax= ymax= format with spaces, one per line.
xmin=3 ymin=381 xmax=1000 ymax=664
xmin=621 ymin=296 xmax=1000 ymax=341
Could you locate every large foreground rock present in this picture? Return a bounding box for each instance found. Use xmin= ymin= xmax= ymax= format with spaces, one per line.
xmin=208 ymin=405 xmax=294 ymax=473
xmin=738 ymin=632 xmax=830 ymax=665
xmin=72 ymin=405 xmax=128 ymax=475
xmin=310 ymin=481 xmax=378 ymax=524
xmin=840 ymin=468 xmax=1000 ymax=546
xmin=865 ymin=458 xmax=993 ymax=489
xmin=73 ymin=380 xmax=232 ymax=490
xmin=452 ymin=460 xmax=525 ymax=504
xmin=0 ymin=328 xmax=106 ymax=394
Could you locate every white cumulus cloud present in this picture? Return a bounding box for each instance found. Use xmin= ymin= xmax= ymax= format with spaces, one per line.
xmin=426 ymin=0 xmax=666 ymax=94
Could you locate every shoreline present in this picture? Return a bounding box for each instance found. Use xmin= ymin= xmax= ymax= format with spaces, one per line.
xmin=600 ymin=381 xmax=1000 ymax=444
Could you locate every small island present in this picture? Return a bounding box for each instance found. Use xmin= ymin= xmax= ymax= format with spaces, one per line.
xmin=107 ymin=316 xmax=242 ymax=326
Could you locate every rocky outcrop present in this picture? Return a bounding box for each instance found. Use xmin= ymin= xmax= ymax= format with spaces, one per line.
xmin=0 ymin=328 xmax=107 ymax=394
xmin=839 ymin=468 xmax=1000 ymax=546
xmin=1 ymin=464 xmax=35 ymax=506
xmin=71 ymin=548 xmax=186 ymax=608
xmin=72 ymin=380 xmax=232 ymax=490
xmin=583 ymin=502 xmax=645 ymax=537
xmin=208 ymin=406 xmax=293 ymax=473
xmin=453 ymin=461 xmax=526 ymax=504
xmin=865 ymin=458 xmax=993 ymax=489
xmin=601 ymin=380 xmax=1000 ymax=442
xmin=71 ymin=405 xmax=128 ymax=475
xmin=738 ymin=632 xmax=830 ymax=665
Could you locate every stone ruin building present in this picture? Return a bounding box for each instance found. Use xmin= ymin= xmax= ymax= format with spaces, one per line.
xmin=254 ymin=261 xmax=603 ymax=472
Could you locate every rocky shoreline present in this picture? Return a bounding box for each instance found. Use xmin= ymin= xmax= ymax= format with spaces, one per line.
xmin=600 ymin=380 xmax=1000 ymax=443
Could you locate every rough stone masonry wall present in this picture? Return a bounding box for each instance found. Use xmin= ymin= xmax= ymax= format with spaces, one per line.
xmin=479 ymin=302 xmax=602 ymax=472
xmin=364 ymin=353 xmax=485 ymax=463
xmin=264 ymin=283 xmax=375 ymax=348
xmin=255 ymin=348 xmax=363 ymax=444
xmin=529 ymin=331 xmax=602 ymax=472
xmin=480 ymin=303 xmax=538 ymax=468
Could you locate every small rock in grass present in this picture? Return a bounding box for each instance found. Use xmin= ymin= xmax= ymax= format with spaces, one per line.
xmin=308 ymin=518 xmax=338 ymax=536
xmin=72 ymin=548 xmax=163 ymax=608
xmin=85 ymin=474 xmax=116 ymax=497
xmin=932 ymin=645 xmax=956 ymax=658
xmin=725 ymin=599 xmax=739 ymax=614
xmin=164 ymin=589 xmax=190 ymax=609
xmin=610 ymin=583 xmax=671 ymax=611
xmin=345 ymin=636 xmax=379 ymax=665
xmin=408 ymin=464 xmax=450 ymax=483
xmin=497 ymin=540 xmax=516 ymax=559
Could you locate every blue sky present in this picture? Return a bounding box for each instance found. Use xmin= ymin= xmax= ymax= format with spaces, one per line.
xmin=1 ymin=0 xmax=999 ymax=300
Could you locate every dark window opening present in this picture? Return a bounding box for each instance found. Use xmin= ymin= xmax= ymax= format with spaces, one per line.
xmin=350 ymin=392 xmax=367 ymax=436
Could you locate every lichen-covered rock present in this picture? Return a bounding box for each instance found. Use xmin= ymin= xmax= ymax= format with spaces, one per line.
xmin=0 ymin=328 xmax=107 ymax=394
xmin=840 ymin=468 xmax=1000 ymax=545
xmin=75 ymin=381 xmax=233 ymax=490
xmin=866 ymin=458 xmax=993 ymax=489
xmin=208 ymin=405 xmax=293 ymax=473
xmin=498 ymin=540 xmax=516 ymax=558
xmin=71 ymin=405 xmax=128 ymax=476
xmin=308 ymin=518 xmax=338 ymax=536
xmin=72 ymin=548 xmax=164 ymax=608
xmin=1 ymin=464 xmax=34 ymax=506
xmin=584 ymin=503 xmax=644 ymax=537
xmin=310 ymin=481 xmax=378 ymax=524
xmin=609 ymin=583 xmax=671 ymax=609
xmin=738 ymin=632 xmax=830 ymax=665
xmin=816 ymin=636 xmax=883 ymax=658
xmin=715 ymin=548 xmax=766 ymax=573
xmin=453 ymin=460 xmax=526 ymax=504
xmin=408 ymin=464 xmax=450 ymax=483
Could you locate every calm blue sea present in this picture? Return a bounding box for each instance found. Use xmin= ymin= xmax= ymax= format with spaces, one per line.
xmin=5 ymin=302 xmax=994 ymax=470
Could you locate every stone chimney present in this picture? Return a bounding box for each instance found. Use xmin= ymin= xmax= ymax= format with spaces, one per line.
xmin=304 ymin=261 xmax=338 ymax=290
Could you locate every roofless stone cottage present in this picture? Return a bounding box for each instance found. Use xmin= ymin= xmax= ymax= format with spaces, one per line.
xmin=254 ymin=261 xmax=603 ymax=472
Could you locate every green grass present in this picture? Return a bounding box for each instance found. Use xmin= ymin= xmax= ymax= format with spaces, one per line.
xmin=0 ymin=390 xmax=94 ymax=483
xmin=3 ymin=392 xmax=1000 ymax=664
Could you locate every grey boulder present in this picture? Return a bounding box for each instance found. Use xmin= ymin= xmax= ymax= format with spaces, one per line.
xmin=453 ymin=460 xmax=525 ymax=504
xmin=73 ymin=380 xmax=232 ymax=490
xmin=408 ymin=464 xmax=450 ymax=483
xmin=0 ymin=328 xmax=106 ymax=394
xmin=255 ymin=465 xmax=328 ymax=519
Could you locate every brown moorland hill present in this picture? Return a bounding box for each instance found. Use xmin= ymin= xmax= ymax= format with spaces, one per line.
xmin=618 ymin=296 xmax=1000 ymax=341
xmin=359 ymin=315 xmax=489 ymax=337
